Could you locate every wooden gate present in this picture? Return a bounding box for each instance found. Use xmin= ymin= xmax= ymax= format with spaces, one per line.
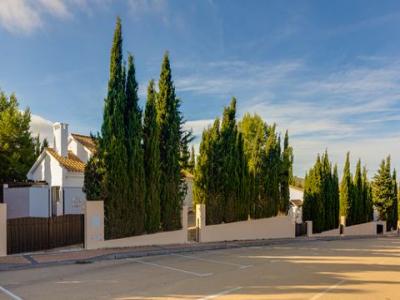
xmin=7 ymin=214 xmax=84 ymax=254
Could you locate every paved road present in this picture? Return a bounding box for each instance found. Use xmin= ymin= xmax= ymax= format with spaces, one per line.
xmin=0 ymin=237 xmax=399 ymax=299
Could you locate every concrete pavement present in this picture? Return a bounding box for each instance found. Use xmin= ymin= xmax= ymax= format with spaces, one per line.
xmin=0 ymin=236 xmax=399 ymax=299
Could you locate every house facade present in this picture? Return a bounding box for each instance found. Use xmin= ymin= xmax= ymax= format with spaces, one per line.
xmin=23 ymin=122 xmax=95 ymax=217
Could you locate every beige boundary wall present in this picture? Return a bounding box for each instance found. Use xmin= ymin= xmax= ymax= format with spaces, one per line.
xmin=0 ymin=204 xmax=6 ymax=256
xmin=196 ymin=204 xmax=295 ymax=243
xmin=306 ymin=220 xmax=387 ymax=237
xmin=344 ymin=221 xmax=386 ymax=236
xmin=85 ymin=201 xmax=188 ymax=250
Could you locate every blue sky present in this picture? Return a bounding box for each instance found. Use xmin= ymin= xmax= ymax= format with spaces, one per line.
xmin=1 ymin=0 xmax=400 ymax=177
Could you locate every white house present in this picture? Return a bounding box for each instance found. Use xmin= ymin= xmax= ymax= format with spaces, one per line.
xmin=4 ymin=122 xmax=96 ymax=218
xmin=288 ymin=185 xmax=304 ymax=223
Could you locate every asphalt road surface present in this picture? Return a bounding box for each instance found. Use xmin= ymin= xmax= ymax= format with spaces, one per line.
xmin=0 ymin=237 xmax=399 ymax=299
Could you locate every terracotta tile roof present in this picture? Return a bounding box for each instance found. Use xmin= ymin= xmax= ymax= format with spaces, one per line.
xmin=290 ymin=199 xmax=303 ymax=207
xmin=46 ymin=148 xmax=86 ymax=172
xmin=71 ymin=133 xmax=96 ymax=153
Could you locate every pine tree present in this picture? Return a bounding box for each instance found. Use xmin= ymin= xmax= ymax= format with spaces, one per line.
xmin=0 ymin=91 xmax=37 ymax=183
xmin=143 ymin=80 xmax=161 ymax=233
xmin=157 ymin=52 xmax=184 ymax=231
xmin=340 ymin=152 xmax=353 ymax=225
xmin=125 ymin=53 xmax=146 ymax=235
xmin=101 ymin=17 xmax=130 ymax=239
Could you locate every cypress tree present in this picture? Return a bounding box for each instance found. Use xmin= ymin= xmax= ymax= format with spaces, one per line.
xmin=265 ymin=124 xmax=281 ymax=217
xmin=143 ymin=80 xmax=161 ymax=233
xmin=83 ymin=136 xmax=104 ymax=201
xmin=333 ymin=164 xmax=340 ymax=228
xmin=188 ymin=145 xmax=195 ymax=173
xmin=352 ymin=159 xmax=363 ymax=225
xmin=101 ymin=17 xmax=130 ymax=239
xmin=340 ymin=152 xmax=352 ymax=225
xmin=362 ymin=166 xmax=373 ymax=222
xmin=157 ymin=52 xmax=183 ymax=231
xmin=388 ymin=169 xmax=398 ymax=231
xmin=280 ymin=130 xmax=292 ymax=214
xmin=125 ymin=54 xmax=146 ymax=235
xmin=372 ymin=156 xmax=393 ymax=223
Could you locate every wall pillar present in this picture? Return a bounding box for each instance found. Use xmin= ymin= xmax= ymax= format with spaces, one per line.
xmin=306 ymin=220 xmax=313 ymax=237
xmin=181 ymin=205 xmax=188 ymax=233
xmin=196 ymin=204 xmax=206 ymax=242
xmin=85 ymin=201 xmax=104 ymax=249
xmin=0 ymin=204 xmax=6 ymax=256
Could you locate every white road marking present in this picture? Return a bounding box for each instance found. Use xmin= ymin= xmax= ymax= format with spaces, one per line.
xmin=198 ymin=286 xmax=242 ymax=300
xmin=309 ymin=279 xmax=346 ymax=300
xmin=171 ymin=253 xmax=253 ymax=269
xmin=130 ymin=259 xmax=213 ymax=277
xmin=0 ymin=286 xmax=23 ymax=300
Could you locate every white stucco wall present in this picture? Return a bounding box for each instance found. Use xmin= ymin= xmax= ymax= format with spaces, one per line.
xmin=64 ymin=187 xmax=86 ymax=214
xmin=3 ymin=186 xmax=50 ymax=218
xmin=28 ymin=154 xmax=64 ymax=187
xmin=29 ymin=187 xmax=50 ymax=217
xmin=289 ymin=187 xmax=303 ymax=201
xmin=4 ymin=187 xmax=30 ymax=219
xmin=68 ymin=138 xmax=91 ymax=163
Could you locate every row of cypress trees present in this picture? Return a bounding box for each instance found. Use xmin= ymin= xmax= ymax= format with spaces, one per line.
xmin=84 ymin=18 xmax=187 ymax=239
xmin=194 ymin=100 xmax=293 ymax=225
xmin=339 ymin=153 xmax=373 ymax=226
xmin=303 ymin=151 xmax=399 ymax=233
xmin=302 ymin=151 xmax=340 ymax=233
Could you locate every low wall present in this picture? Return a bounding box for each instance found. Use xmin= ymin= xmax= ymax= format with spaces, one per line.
xmin=344 ymin=221 xmax=386 ymax=236
xmin=312 ymin=227 xmax=340 ymax=237
xmin=0 ymin=204 xmax=6 ymax=256
xmin=196 ymin=204 xmax=295 ymax=243
xmin=85 ymin=201 xmax=188 ymax=250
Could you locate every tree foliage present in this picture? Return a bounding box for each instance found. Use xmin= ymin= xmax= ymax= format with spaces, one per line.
xmin=302 ymin=151 xmax=339 ymax=233
xmin=143 ymin=80 xmax=161 ymax=233
xmin=0 ymin=91 xmax=37 ymax=183
xmin=157 ymin=52 xmax=185 ymax=231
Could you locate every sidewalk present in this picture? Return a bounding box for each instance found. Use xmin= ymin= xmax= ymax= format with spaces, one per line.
xmin=0 ymin=233 xmax=397 ymax=272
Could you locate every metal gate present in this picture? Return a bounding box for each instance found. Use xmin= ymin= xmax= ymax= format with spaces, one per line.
xmin=7 ymin=214 xmax=84 ymax=254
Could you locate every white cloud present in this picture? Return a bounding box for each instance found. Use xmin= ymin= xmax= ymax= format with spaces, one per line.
xmin=30 ymin=114 xmax=53 ymax=145
xmin=0 ymin=0 xmax=42 ymax=34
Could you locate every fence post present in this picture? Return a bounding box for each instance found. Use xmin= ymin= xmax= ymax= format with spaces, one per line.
xmin=0 ymin=203 xmax=6 ymax=256
xmin=196 ymin=204 xmax=206 ymax=242
xmin=85 ymin=201 xmax=104 ymax=250
xmin=305 ymin=220 xmax=313 ymax=237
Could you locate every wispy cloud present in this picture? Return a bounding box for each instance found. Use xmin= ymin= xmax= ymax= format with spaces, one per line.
xmin=173 ymin=57 xmax=400 ymax=176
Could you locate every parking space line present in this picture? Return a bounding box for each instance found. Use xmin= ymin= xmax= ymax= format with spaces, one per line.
xmin=0 ymin=286 xmax=23 ymax=300
xmin=309 ymin=279 xmax=346 ymax=300
xmin=198 ymin=286 xmax=242 ymax=300
xmin=130 ymin=259 xmax=213 ymax=277
xmin=171 ymin=253 xmax=253 ymax=269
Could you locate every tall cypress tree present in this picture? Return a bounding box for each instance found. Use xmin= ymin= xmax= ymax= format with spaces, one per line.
xmin=101 ymin=17 xmax=130 ymax=239
xmin=387 ymin=169 xmax=398 ymax=231
xmin=280 ymin=130 xmax=292 ymax=214
xmin=352 ymin=159 xmax=363 ymax=225
xmin=362 ymin=166 xmax=373 ymax=222
xmin=220 ymin=98 xmax=240 ymax=222
xmin=157 ymin=52 xmax=183 ymax=231
xmin=125 ymin=54 xmax=145 ymax=235
xmin=143 ymin=80 xmax=161 ymax=233
xmin=340 ymin=152 xmax=352 ymax=225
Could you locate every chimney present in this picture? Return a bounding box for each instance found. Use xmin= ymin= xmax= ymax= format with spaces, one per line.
xmin=53 ymin=122 xmax=68 ymax=157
